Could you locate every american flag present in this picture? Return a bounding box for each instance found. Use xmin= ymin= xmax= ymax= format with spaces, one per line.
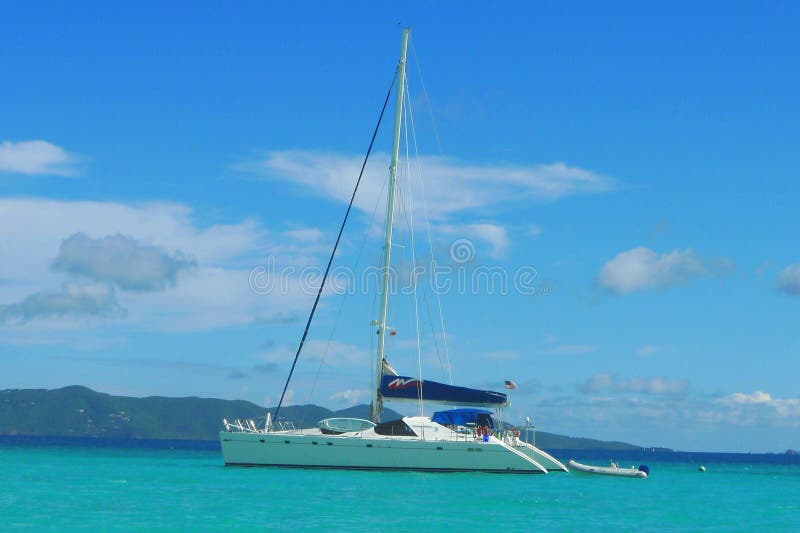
xmin=504 ymin=380 xmax=517 ymax=390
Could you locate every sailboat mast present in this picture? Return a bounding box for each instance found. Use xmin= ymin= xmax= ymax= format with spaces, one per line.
xmin=372 ymin=28 xmax=410 ymax=423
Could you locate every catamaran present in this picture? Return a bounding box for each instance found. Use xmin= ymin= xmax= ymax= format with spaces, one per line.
xmin=219 ymin=28 xmax=567 ymax=474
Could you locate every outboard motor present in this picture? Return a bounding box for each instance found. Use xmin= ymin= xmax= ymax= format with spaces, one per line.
xmin=638 ymin=464 xmax=650 ymax=476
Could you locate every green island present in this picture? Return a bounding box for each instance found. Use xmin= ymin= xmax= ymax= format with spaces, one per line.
xmin=0 ymin=385 xmax=667 ymax=451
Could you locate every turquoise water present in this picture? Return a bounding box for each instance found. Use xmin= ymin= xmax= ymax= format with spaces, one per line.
xmin=2 ymin=441 xmax=799 ymax=531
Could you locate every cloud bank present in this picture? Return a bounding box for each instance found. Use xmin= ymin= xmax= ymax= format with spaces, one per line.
xmin=0 ymin=198 xmax=318 ymax=332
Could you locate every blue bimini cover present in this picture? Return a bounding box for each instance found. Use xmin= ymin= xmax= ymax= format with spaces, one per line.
xmin=379 ymin=375 xmax=508 ymax=407
xmin=431 ymin=408 xmax=495 ymax=428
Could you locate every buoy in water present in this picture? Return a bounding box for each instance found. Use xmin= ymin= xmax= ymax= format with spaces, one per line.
xmin=698 ymin=465 xmax=706 ymax=472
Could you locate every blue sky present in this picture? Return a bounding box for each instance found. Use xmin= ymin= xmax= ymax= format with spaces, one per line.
xmin=2 ymin=2 xmax=799 ymax=452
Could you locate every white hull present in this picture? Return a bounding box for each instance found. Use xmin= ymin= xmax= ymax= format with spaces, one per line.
xmin=567 ymin=460 xmax=648 ymax=478
xmin=221 ymin=417 xmax=565 ymax=474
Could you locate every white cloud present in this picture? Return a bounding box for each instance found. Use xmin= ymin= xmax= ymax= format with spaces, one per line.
xmin=777 ymin=264 xmax=800 ymax=296
xmin=716 ymin=391 xmax=773 ymax=405
xmin=545 ymin=344 xmax=599 ymax=355
xmin=439 ymin=222 xmax=509 ymax=259
xmin=527 ymin=225 xmax=543 ymax=238
xmin=578 ymin=373 xmax=688 ymax=395
xmin=0 ymin=283 xmax=119 ymax=324
xmin=597 ymin=247 xmax=733 ymax=294
xmin=242 ymin=150 xmax=614 ymax=220
xmin=330 ymin=388 xmax=369 ymax=404
xmin=466 ymin=224 xmax=510 ymax=258
xmin=0 ymin=140 xmax=79 ymax=176
xmin=617 ymin=377 xmax=688 ymax=395
xmin=578 ymin=373 xmax=614 ymax=393
xmin=637 ymin=345 xmax=663 ymax=356
xmin=713 ymin=391 xmax=800 ymax=425
xmin=52 ymin=233 xmax=196 ymax=291
xmin=283 ymin=227 xmax=324 ymax=243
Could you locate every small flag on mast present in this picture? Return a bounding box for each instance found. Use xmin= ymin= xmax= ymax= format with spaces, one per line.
xmin=504 ymin=380 xmax=517 ymax=390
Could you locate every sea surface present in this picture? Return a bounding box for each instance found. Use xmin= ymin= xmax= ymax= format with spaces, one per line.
xmin=2 ymin=437 xmax=798 ymax=531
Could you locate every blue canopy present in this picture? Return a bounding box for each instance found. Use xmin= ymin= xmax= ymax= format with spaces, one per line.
xmin=379 ymin=375 xmax=508 ymax=407
xmin=431 ymin=408 xmax=495 ymax=428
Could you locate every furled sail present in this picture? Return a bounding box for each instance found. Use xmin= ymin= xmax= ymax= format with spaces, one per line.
xmin=379 ymin=375 xmax=508 ymax=407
